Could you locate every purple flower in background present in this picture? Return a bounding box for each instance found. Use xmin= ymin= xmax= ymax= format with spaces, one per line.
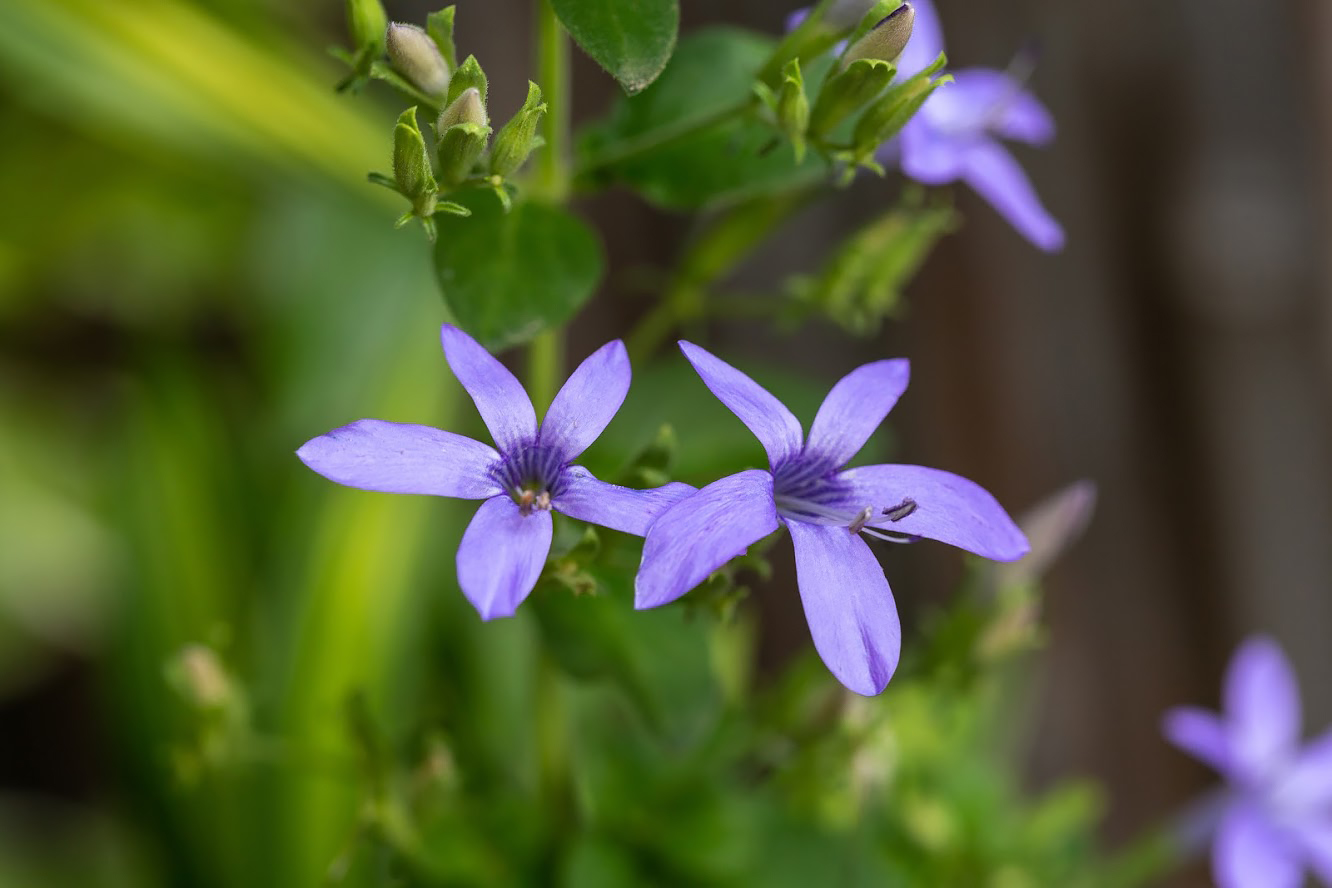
xmin=1164 ymin=637 xmax=1332 ymax=888
xmin=299 ymin=324 xmax=694 ymax=620
xmin=890 ymin=0 xmax=1065 ymax=251
xmin=635 ymin=342 xmax=1028 ymax=696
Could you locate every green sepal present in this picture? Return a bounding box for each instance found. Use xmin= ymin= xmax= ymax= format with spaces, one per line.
xmin=435 ymin=200 xmax=472 ymax=217
xmin=392 ymin=106 xmax=438 ymax=201
xmin=345 ymin=0 xmax=387 ymax=54
xmin=808 ymin=57 xmax=895 ymax=137
xmin=425 ymin=6 xmax=458 ymax=70
xmin=756 ymin=0 xmax=842 ymax=89
xmin=489 ymin=81 xmax=547 ymax=178
xmin=850 ymin=58 xmax=949 ymax=168
xmin=446 ymin=54 xmax=488 ymax=107
xmin=368 ymin=58 xmax=443 ymax=109
xmin=775 ymin=58 xmax=809 ymax=163
xmin=366 ymin=171 xmax=398 ymax=190
xmin=435 ymin=122 xmax=491 ymax=188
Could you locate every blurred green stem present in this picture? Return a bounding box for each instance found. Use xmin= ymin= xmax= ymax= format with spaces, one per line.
xmin=534 ymin=0 xmax=570 ymax=203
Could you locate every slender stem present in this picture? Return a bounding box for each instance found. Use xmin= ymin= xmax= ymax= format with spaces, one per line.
xmin=526 ymin=328 xmax=564 ymax=412
xmin=534 ymin=0 xmax=570 ymax=202
xmin=573 ymin=100 xmax=753 ymax=184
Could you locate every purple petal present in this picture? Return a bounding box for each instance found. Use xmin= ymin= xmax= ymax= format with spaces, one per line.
xmin=899 ymin=116 xmax=966 ymax=182
xmin=678 ymin=341 xmax=803 ymax=468
xmin=1225 ymin=636 xmax=1301 ymax=782
xmin=935 ymin=69 xmax=1055 ymax=145
xmin=541 ymin=340 xmax=630 ymax=461
xmin=838 ymin=463 xmax=1029 ymax=560
xmin=788 ymin=520 xmax=901 ymax=696
xmin=456 ymin=495 xmax=552 ymax=620
xmin=553 ymin=465 xmax=695 ymax=537
xmin=806 ymin=359 xmax=910 ymax=467
xmin=1214 ymin=804 xmax=1302 ymax=888
xmin=1291 ymin=818 xmax=1332 ymax=886
xmin=785 ymin=8 xmax=810 ymax=32
xmin=1163 ymin=706 xmax=1232 ymax=776
xmin=297 ymin=420 xmax=501 ymax=499
xmin=1276 ymin=728 xmax=1332 ymax=811
xmin=440 ymin=324 xmax=538 ymax=454
xmin=635 ymin=470 xmax=778 ymax=610
xmin=959 ymin=139 xmax=1065 ymax=252
xmin=895 ymin=0 xmax=943 ymax=77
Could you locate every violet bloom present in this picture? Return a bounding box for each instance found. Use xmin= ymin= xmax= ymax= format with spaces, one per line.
xmin=635 ymin=342 xmax=1028 ymax=696
xmin=298 ymin=324 xmax=694 ymax=620
xmin=1164 ymin=637 xmax=1332 ymax=888
xmin=890 ymin=0 xmax=1065 ymax=251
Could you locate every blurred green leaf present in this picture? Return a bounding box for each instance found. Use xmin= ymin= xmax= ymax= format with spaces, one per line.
xmin=432 ymin=190 xmax=604 ymax=349
xmin=551 ymin=0 xmax=679 ymax=94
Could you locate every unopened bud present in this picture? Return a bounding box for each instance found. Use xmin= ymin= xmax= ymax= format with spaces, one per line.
xmin=809 ymin=57 xmax=895 ymax=136
xmin=436 ymin=122 xmax=490 ymax=188
xmin=393 ymin=107 xmax=438 ymax=215
xmin=437 ymin=87 xmax=487 ymax=132
xmin=345 ymin=0 xmax=387 ymax=54
xmin=446 ymin=55 xmax=489 ymax=108
xmin=387 ymin=22 xmax=451 ymax=97
xmin=490 ymin=81 xmax=547 ymax=178
xmin=843 ymin=3 xmax=915 ymax=65
xmin=776 ymin=59 xmax=810 ymax=162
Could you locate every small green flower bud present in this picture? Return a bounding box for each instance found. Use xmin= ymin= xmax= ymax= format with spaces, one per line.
xmin=437 ymin=87 xmax=487 ymax=132
xmin=809 ymin=57 xmax=896 ymax=136
xmin=843 ymin=3 xmax=915 ymax=65
xmin=345 ymin=0 xmax=387 ymax=54
xmin=436 ymin=122 xmax=490 ymax=188
xmin=387 ymin=22 xmax=451 ymax=97
xmin=446 ymin=55 xmax=488 ymax=108
xmin=393 ymin=106 xmax=438 ymax=215
xmin=490 ymin=81 xmax=547 ymax=178
xmin=775 ymin=59 xmax=809 ymax=162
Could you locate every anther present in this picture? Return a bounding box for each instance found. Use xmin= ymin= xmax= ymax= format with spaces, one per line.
xmin=882 ymin=498 xmax=917 ymax=522
xmin=848 ymin=506 xmax=874 ymax=534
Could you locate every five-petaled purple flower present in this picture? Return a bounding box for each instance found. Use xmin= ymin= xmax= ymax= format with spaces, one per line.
xmin=298 ymin=324 xmax=694 ymax=620
xmin=890 ymin=0 xmax=1065 ymax=251
xmin=1164 ymin=637 xmax=1332 ymax=888
xmin=634 ymin=342 xmax=1029 ymax=696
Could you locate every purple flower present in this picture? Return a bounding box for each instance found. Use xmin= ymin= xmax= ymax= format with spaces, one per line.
xmin=1164 ymin=637 xmax=1332 ymax=888
xmin=298 ymin=324 xmax=695 ymax=620
xmin=634 ymin=342 xmax=1029 ymax=696
xmin=890 ymin=0 xmax=1065 ymax=251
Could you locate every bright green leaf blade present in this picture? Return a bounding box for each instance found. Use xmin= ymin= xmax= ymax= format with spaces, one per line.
xmin=551 ymin=0 xmax=679 ymax=94
xmin=432 ymin=191 xmax=604 ymax=349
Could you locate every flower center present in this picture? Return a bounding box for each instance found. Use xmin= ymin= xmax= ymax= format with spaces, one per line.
xmin=772 ymin=457 xmax=920 ymax=543
xmin=493 ymin=442 xmax=564 ymax=516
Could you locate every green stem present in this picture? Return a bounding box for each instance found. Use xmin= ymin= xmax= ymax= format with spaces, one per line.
xmin=534 ymin=0 xmax=570 ymax=202
xmin=526 ymin=328 xmax=564 ymax=413
xmin=573 ymin=99 xmax=754 ymax=185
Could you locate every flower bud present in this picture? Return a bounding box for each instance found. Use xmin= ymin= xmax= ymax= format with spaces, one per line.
xmin=808 ymin=57 xmax=895 ymax=136
xmin=490 ymin=81 xmax=547 ymax=178
xmin=446 ymin=55 xmax=489 ymax=108
xmin=386 ymin=22 xmax=451 ymax=97
xmin=776 ymin=59 xmax=810 ymax=162
xmin=436 ymin=122 xmax=490 ymax=188
xmin=437 ymin=87 xmax=488 ymax=132
xmin=843 ymin=3 xmax=915 ymax=65
xmin=345 ymin=0 xmax=387 ymax=54
xmin=393 ymin=106 xmax=438 ymax=215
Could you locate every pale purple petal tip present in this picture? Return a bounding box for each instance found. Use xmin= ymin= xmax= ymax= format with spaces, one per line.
xmin=456 ymin=495 xmax=552 ymax=620
xmin=1225 ymin=636 xmax=1301 ymax=780
xmin=789 ymin=521 xmax=901 ymax=695
xmin=553 ymin=465 xmax=695 ymax=537
xmin=1163 ymin=706 xmax=1232 ymax=776
xmin=440 ymin=324 xmax=538 ymax=454
xmin=944 ymin=69 xmax=1056 ymax=146
xmin=297 ymin=419 xmax=502 ymax=499
xmin=959 ymin=140 xmax=1065 ymax=252
xmin=635 ymin=469 xmax=779 ymax=610
xmin=1277 ymin=728 xmax=1332 ymax=811
xmin=541 ymin=340 xmax=630 ymax=462
xmin=806 ymin=358 xmax=910 ymax=467
xmin=1214 ymin=804 xmax=1303 ymax=888
xmin=678 ymin=341 xmax=804 ymax=469
xmin=1292 ymin=819 xmax=1332 ymax=886
xmin=839 ymin=463 xmax=1029 ymax=561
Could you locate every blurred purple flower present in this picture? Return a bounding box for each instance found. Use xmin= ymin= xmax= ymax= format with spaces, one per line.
xmin=634 ymin=342 xmax=1028 ymax=696
xmin=891 ymin=0 xmax=1064 ymax=250
xmin=1164 ymin=637 xmax=1332 ymax=888
xmin=299 ymin=324 xmax=694 ymax=620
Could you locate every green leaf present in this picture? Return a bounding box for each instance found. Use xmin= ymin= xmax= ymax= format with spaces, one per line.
xmin=551 ymin=0 xmax=680 ymax=94
xmin=577 ymin=29 xmax=825 ymax=209
xmin=432 ymin=191 xmax=604 ymax=348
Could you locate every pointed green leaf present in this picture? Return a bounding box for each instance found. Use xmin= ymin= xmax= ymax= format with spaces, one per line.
xmin=432 ymin=191 xmax=604 ymax=348
xmin=551 ymin=0 xmax=679 ymax=94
